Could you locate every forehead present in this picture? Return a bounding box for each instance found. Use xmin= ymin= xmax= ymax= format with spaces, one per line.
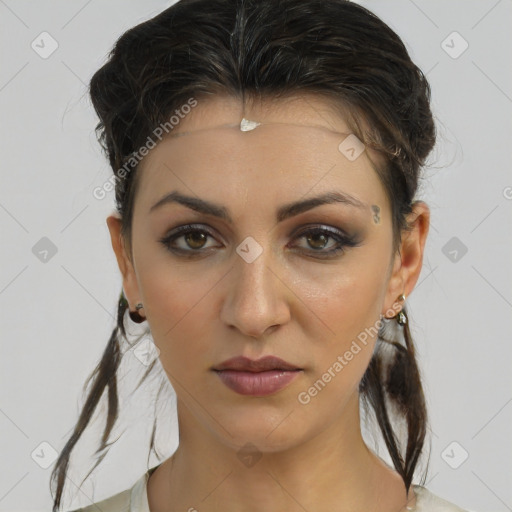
xmin=134 ymin=94 xmax=388 ymax=216
xmin=168 ymin=93 xmax=355 ymax=137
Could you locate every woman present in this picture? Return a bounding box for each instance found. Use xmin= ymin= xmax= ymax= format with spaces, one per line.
xmin=51 ymin=0 xmax=471 ymax=510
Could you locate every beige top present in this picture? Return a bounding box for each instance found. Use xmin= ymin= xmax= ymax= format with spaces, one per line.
xmin=69 ymin=466 xmax=472 ymax=512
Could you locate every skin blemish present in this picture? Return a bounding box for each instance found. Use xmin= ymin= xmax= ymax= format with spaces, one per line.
xmin=371 ymin=204 xmax=381 ymax=224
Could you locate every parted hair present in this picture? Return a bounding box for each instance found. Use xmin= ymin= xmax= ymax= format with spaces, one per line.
xmin=51 ymin=0 xmax=436 ymax=509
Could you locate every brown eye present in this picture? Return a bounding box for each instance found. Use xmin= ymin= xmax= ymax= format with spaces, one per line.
xmin=305 ymin=232 xmax=330 ymax=250
xmin=159 ymin=223 xmax=362 ymax=259
xmin=159 ymin=224 xmax=219 ymax=254
xmin=291 ymin=226 xmax=362 ymax=258
xmin=184 ymin=231 xmax=208 ymax=249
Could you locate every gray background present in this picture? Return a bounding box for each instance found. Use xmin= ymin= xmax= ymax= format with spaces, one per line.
xmin=0 ymin=0 xmax=511 ymax=510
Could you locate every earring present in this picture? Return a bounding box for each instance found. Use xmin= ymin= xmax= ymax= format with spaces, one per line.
xmin=396 ymin=309 xmax=407 ymax=326
xmin=387 ymin=293 xmax=407 ymax=326
xmin=129 ymin=302 xmax=145 ymax=323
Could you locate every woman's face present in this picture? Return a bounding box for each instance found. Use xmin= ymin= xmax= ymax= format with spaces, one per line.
xmin=108 ymin=94 xmax=423 ymax=453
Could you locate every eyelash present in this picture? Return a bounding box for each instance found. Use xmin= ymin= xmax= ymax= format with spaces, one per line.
xmin=159 ymin=223 xmax=362 ymax=259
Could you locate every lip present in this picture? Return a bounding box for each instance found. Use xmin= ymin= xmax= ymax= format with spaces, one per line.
xmin=212 ymin=356 xmax=303 ymax=396
xmin=212 ymin=355 xmax=302 ymax=372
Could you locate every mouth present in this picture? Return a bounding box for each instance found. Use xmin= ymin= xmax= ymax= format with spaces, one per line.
xmin=212 ymin=355 xmax=303 ymax=396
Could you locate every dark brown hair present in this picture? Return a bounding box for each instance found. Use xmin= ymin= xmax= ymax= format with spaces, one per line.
xmin=51 ymin=0 xmax=436 ymax=509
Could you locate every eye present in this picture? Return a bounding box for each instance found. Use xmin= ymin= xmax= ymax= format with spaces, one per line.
xmin=159 ymin=224 xmax=362 ymax=258
xmin=159 ymin=224 xmax=219 ymax=255
xmin=290 ymin=226 xmax=361 ymax=258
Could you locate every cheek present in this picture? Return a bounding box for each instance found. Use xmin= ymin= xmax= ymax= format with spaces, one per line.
xmin=295 ymin=259 xmax=386 ymax=391
xmin=297 ymin=260 xmax=385 ymax=343
xmin=137 ymin=263 xmax=221 ymax=370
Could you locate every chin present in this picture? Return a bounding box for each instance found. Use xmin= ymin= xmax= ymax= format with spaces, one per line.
xmin=210 ymin=405 xmax=311 ymax=454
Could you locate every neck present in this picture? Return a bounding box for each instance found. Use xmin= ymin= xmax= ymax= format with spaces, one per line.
xmin=148 ymin=391 xmax=413 ymax=512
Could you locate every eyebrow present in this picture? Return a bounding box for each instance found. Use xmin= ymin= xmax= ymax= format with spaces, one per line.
xmin=149 ymin=190 xmax=368 ymax=223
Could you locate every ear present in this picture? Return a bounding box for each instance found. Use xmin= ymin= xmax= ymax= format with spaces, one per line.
xmin=106 ymin=213 xmax=141 ymax=308
xmin=381 ymin=201 xmax=430 ymax=317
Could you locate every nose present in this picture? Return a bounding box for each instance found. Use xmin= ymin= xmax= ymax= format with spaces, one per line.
xmin=220 ymin=245 xmax=291 ymax=339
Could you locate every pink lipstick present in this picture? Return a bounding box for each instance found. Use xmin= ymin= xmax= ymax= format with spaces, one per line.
xmin=212 ymin=355 xmax=303 ymax=396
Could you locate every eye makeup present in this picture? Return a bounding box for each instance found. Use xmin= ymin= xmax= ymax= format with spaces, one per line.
xmin=158 ymin=221 xmax=364 ymax=260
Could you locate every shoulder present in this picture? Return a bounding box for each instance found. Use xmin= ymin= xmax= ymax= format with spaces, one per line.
xmin=66 ymin=468 xmax=151 ymax=512
xmin=414 ymin=485 xmax=474 ymax=512
xmin=67 ymin=487 xmax=131 ymax=512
